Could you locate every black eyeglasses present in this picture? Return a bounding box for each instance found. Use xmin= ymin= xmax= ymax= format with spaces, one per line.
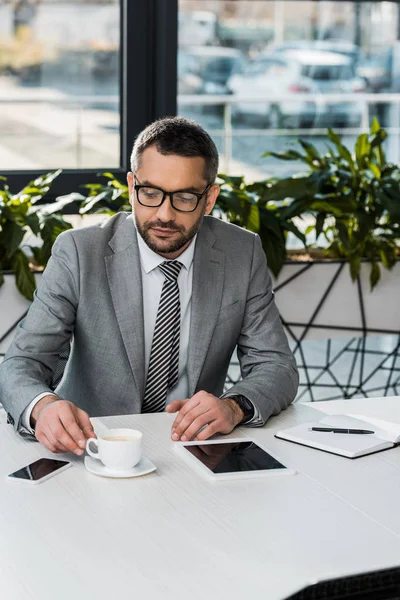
xmin=134 ymin=178 xmax=211 ymax=213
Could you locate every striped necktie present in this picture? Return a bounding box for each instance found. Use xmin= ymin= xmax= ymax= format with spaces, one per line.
xmin=142 ymin=260 xmax=183 ymax=413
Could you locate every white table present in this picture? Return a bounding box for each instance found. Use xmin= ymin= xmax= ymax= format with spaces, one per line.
xmin=1 ymin=397 xmax=400 ymax=600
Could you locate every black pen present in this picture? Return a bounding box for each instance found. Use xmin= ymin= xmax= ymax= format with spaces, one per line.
xmin=310 ymin=427 xmax=375 ymax=434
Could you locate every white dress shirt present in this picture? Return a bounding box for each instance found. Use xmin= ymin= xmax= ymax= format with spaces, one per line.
xmin=20 ymin=229 xmax=260 ymax=433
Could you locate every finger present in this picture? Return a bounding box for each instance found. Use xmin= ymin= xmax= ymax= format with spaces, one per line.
xmin=36 ymin=429 xmax=70 ymax=454
xmin=175 ymin=408 xmax=213 ymax=442
xmin=59 ymin=411 xmax=88 ymax=450
xmin=194 ymin=420 xmax=220 ymax=441
xmin=48 ymin=418 xmax=84 ymax=455
xmin=35 ymin=429 xmax=57 ymax=453
xmin=172 ymin=396 xmax=202 ymax=430
xmin=166 ymin=400 xmax=186 ymax=414
xmin=75 ymin=410 xmax=96 ymax=440
xmin=42 ymin=427 xmax=71 ymax=454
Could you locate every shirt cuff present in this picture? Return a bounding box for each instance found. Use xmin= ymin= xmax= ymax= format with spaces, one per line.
xmin=19 ymin=393 xmax=59 ymax=435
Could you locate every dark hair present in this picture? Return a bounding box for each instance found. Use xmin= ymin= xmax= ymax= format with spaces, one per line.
xmin=130 ymin=116 xmax=219 ymax=183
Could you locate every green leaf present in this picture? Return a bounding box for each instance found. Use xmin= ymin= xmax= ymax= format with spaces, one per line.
xmin=11 ymin=249 xmax=36 ymax=300
xmin=257 ymin=212 xmax=286 ymax=278
xmin=263 ymin=150 xmax=306 ymax=161
xmin=355 ymin=133 xmax=370 ymax=166
xmin=299 ymin=139 xmax=320 ymax=160
xmin=370 ymin=261 xmax=380 ymax=291
xmin=262 ymin=177 xmax=313 ymax=203
xmin=108 ymin=179 xmax=128 ymax=191
xmin=246 ymin=203 xmax=260 ymax=233
xmin=370 ymin=129 xmax=387 ymax=148
xmin=100 ymin=172 xmax=117 ymax=180
xmin=336 ymin=221 xmax=351 ymax=251
xmin=369 ymin=163 xmax=381 ymax=180
xmin=36 ymin=193 xmax=86 ymax=216
xmin=377 ymin=188 xmax=400 ymax=221
xmin=348 ymin=254 xmax=361 ymax=281
xmin=79 ymin=190 xmax=113 ymax=214
xmin=0 ymin=220 xmax=25 ymax=258
xmin=327 ymin=129 xmax=355 ymax=169
xmin=32 ymin=169 xmax=62 ymax=188
xmin=25 ymin=212 xmax=41 ymax=236
xmin=40 ymin=216 xmax=72 ymax=264
xmin=370 ymin=117 xmax=380 ymax=135
xmin=280 ymin=220 xmax=306 ymax=245
xmin=217 ymin=174 xmax=244 ymax=188
xmin=315 ymin=212 xmax=326 ymax=240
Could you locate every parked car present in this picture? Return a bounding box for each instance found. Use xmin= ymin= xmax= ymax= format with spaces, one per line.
xmin=228 ymin=48 xmax=366 ymax=127
xmin=271 ymin=39 xmax=364 ymax=67
xmin=356 ymin=48 xmax=393 ymax=92
xmin=178 ymin=46 xmax=245 ymax=95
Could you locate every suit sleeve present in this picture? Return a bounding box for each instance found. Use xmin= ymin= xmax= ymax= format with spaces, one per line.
xmin=222 ymin=234 xmax=299 ymax=425
xmin=0 ymin=232 xmax=79 ymax=431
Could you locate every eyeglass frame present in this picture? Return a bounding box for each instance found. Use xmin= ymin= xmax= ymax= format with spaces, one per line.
xmin=133 ymin=177 xmax=212 ymax=213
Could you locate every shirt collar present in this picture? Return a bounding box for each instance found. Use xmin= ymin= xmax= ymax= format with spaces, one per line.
xmin=136 ymin=227 xmax=197 ymax=274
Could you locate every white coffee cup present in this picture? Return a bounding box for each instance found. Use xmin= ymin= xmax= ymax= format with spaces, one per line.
xmin=86 ymin=428 xmax=142 ymax=471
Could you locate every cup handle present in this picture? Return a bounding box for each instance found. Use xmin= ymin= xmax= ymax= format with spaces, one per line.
xmin=86 ymin=438 xmax=100 ymax=459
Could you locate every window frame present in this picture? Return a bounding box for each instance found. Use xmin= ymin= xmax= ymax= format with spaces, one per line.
xmin=2 ymin=0 xmax=178 ymax=202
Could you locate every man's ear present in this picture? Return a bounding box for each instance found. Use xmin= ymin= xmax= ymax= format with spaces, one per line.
xmin=127 ymin=172 xmax=134 ymax=206
xmin=205 ymin=184 xmax=220 ymax=215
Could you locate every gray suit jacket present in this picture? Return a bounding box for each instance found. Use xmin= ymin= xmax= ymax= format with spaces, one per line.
xmin=0 ymin=213 xmax=298 ymax=429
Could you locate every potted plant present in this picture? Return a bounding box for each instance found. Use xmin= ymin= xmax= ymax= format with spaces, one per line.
xmin=0 ymin=170 xmax=80 ymax=354
xmin=258 ymin=118 xmax=400 ymax=401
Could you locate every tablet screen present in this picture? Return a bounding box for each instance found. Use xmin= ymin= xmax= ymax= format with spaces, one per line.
xmin=183 ymin=441 xmax=287 ymax=474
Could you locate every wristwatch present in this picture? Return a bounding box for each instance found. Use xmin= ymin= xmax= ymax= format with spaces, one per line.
xmin=231 ymin=395 xmax=255 ymax=423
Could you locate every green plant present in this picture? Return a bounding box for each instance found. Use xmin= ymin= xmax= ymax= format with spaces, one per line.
xmin=216 ymin=175 xmax=306 ymax=276
xmin=78 ymin=172 xmax=130 ymax=215
xmin=0 ymin=170 xmax=78 ymax=300
xmin=264 ymin=118 xmax=400 ymax=289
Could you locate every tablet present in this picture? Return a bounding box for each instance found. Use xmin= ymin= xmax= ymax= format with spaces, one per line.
xmin=176 ymin=438 xmax=296 ymax=480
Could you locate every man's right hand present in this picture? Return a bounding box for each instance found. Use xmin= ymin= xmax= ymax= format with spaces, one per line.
xmin=32 ymin=396 xmax=96 ymax=455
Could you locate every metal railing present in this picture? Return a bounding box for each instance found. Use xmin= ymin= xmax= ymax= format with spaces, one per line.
xmin=0 ymin=95 xmax=118 ymax=169
xmin=178 ymin=92 xmax=400 ymax=172
xmin=1 ymin=92 xmax=400 ymax=171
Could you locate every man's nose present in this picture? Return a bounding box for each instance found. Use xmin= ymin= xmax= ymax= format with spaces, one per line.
xmin=155 ymin=194 xmax=176 ymax=222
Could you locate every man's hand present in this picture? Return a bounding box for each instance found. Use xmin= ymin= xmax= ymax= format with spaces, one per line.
xmin=32 ymin=396 xmax=96 ymax=455
xmin=166 ymin=391 xmax=244 ymax=442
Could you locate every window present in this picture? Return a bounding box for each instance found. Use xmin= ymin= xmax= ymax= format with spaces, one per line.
xmin=1 ymin=1 xmax=178 ymax=199
xmin=177 ymin=1 xmax=400 ymax=178
xmin=0 ymin=0 xmax=120 ymax=171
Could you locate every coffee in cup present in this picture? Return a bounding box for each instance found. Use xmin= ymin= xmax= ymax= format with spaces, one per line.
xmin=86 ymin=428 xmax=142 ymax=471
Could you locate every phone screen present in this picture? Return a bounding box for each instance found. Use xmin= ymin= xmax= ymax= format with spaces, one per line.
xmin=8 ymin=458 xmax=70 ymax=481
xmin=183 ymin=441 xmax=288 ymax=474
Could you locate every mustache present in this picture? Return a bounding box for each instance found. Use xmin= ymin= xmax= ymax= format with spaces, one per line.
xmin=145 ymin=220 xmax=184 ymax=232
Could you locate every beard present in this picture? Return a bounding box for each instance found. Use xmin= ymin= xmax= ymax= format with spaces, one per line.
xmin=134 ymin=206 xmax=206 ymax=256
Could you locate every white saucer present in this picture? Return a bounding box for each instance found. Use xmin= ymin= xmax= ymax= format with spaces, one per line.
xmin=84 ymin=456 xmax=156 ymax=478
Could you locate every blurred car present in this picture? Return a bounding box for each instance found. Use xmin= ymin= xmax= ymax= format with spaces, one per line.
xmin=178 ymin=46 xmax=245 ymax=95
xmin=228 ymin=48 xmax=366 ymax=127
xmin=356 ymin=48 xmax=393 ymax=92
xmin=178 ymin=11 xmax=218 ymax=47
xmin=271 ymin=39 xmax=364 ymax=67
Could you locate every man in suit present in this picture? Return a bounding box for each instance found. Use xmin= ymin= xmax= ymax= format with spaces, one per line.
xmin=0 ymin=117 xmax=298 ymax=456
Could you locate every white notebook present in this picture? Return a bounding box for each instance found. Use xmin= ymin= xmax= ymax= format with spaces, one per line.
xmin=275 ymin=414 xmax=400 ymax=459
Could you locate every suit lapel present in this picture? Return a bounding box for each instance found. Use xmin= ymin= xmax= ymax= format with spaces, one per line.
xmin=188 ymin=219 xmax=225 ymax=395
xmin=105 ymin=216 xmax=145 ymax=400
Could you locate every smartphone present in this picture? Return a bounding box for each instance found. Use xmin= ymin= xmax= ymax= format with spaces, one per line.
xmin=177 ymin=438 xmax=296 ymax=480
xmin=8 ymin=458 xmax=72 ymax=485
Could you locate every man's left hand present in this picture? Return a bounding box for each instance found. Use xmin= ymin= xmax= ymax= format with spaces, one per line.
xmin=166 ymin=391 xmax=244 ymax=441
